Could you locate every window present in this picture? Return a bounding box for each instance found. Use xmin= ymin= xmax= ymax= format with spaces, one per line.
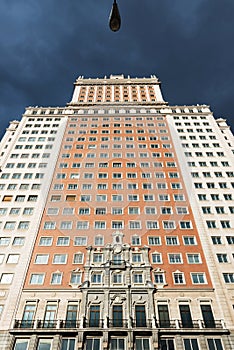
xmin=163 ymin=221 xmax=175 ymax=229
xmin=207 ymin=339 xmax=223 ymax=350
xmin=168 ymin=254 xmax=182 ymax=263
xmin=211 ymin=236 xmax=222 ymax=245
xmin=35 ymin=254 xmax=49 ymax=264
xmin=89 ymin=305 xmax=100 ymax=327
xmin=174 ymin=273 xmax=185 ymax=284
xmin=44 ymin=221 xmax=55 ymax=229
xmin=187 ymin=254 xmax=201 ymax=263
xmin=91 ymin=273 xmax=102 ymax=283
xmin=180 ymin=221 xmax=192 ymax=229
xmin=191 ymin=273 xmax=206 ymax=284
xmin=23 ymin=207 xmax=34 ymax=215
xmin=70 ymin=272 xmax=81 ymax=284
xmin=129 ymin=221 xmax=141 ymax=229
xmin=53 ymin=254 xmax=67 ymax=264
xmin=223 ymin=273 xmax=234 ymax=283
xmin=147 ymin=221 xmax=159 ymax=229
xmin=15 ymin=195 xmax=25 ymax=202
xmin=217 ymin=254 xmax=228 ymax=263
xmin=226 ymin=236 xmax=234 ymax=244
xmin=206 ymin=221 xmax=217 ymax=229
xmin=113 ymin=271 xmax=123 ymax=283
xmin=94 ymin=221 xmax=106 ymax=229
xmin=132 ymin=253 xmax=142 ymax=263
xmin=0 ymin=273 xmax=14 ymax=284
xmin=132 ymin=236 xmax=141 ymax=245
xmin=86 ymin=339 xmax=100 ymax=350
xmin=79 ymin=208 xmax=90 ymax=215
xmin=94 ymin=236 xmax=104 ymax=246
xmin=154 ymin=273 xmax=165 ymax=284
xmin=148 ymin=236 xmax=161 ymax=245
xmin=73 ymin=253 xmax=83 ymax=264
xmin=14 ymin=339 xmax=29 ymax=350
xmin=77 ymin=221 xmax=89 ymax=229
xmin=110 ymin=338 xmax=125 ymax=350
xmin=183 ymin=339 xmax=199 ymax=350
xmin=112 ymin=195 xmax=123 ymax=202
xmin=201 ymin=304 xmax=215 ymax=328
xmin=29 ymin=274 xmax=44 ymax=285
xmin=4 ymin=221 xmax=16 ymax=230
xmin=220 ymin=221 xmax=231 ymax=229
xmin=134 ymin=273 xmax=143 ymax=283
xmin=13 ymin=237 xmax=25 ymax=246
xmin=60 ymin=221 xmax=72 ymax=230
xmin=37 ymin=339 xmax=52 ymax=350
xmin=166 ymin=236 xmax=178 ymax=245
xmin=51 ymin=272 xmax=62 ymax=285
xmin=39 ymin=237 xmax=52 ymax=246
xmin=61 ymin=339 xmax=76 ymax=350
xmin=173 ymin=194 xmax=185 ymax=201
xmin=57 ymin=237 xmax=70 ymax=246
xmin=74 ymin=237 xmax=87 ymax=246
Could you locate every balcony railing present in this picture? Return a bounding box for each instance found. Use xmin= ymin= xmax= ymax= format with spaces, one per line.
xmin=13 ymin=318 xmax=225 ymax=330
xmin=132 ymin=319 xmax=153 ymax=328
xmin=108 ymin=319 xmax=129 ymax=328
xmin=14 ymin=320 xmax=35 ymax=329
xmin=37 ymin=320 xmax=58 ymax=329
xmin=178 ymin=321 xmax=200 ymax=329
xmin=84 ymin=319 xmax=104 ymax=328
xmin=156 ymin=321 xmax=177 ymax=329
xmin=60 ymin=320 xmax=80 ymax=329
xmin=201 ymin=320 xmax=223 ymax=329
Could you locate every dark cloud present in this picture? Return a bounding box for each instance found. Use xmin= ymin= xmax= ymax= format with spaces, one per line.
xmin=0 ymin=0 xmax=234 ymax=138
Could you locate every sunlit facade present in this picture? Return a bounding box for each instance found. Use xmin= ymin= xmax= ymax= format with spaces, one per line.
xmin=0 ymin=75 xmax=233 ymax=350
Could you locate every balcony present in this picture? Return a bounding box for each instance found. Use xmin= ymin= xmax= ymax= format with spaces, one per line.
xmin=84 ymin=319 xmax=104 ymax=328
xmin=108 ymin=319 xmax=129 ymax=328
xmin=13 ymin=318 xmax=225 ymax=330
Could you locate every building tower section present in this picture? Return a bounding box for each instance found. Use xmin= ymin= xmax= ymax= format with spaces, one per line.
xmin=8 ymin=76 xmax=234 ymax=350
xmin=0 ymin=110 xmax=68 ymax=348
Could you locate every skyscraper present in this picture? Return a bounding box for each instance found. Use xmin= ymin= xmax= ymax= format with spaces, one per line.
xmin=0 ymin=75 xmax=233 ymax=350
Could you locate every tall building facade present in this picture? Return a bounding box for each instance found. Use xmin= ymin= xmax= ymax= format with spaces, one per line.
xmin=0 ymin=74 xmax=233 ymax=350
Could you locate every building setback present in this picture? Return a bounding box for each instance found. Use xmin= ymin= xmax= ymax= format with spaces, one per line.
xmin=0 ymin=74 xmax=233 ymax=350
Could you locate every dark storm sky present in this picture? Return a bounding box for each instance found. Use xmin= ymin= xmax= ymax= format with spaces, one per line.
xmin=0 ymin=0 xmax=234 ymax=139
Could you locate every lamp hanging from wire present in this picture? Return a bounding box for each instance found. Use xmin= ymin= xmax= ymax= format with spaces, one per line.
xmin=109 ymin=0 xmax=121 ymax=32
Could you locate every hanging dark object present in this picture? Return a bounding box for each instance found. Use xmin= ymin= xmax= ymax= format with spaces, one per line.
xmin=109 ymin=0 xmax=121 ymax=32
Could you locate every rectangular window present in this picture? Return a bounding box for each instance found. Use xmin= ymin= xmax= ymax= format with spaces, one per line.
xmin=61 ymin=339 xmax=76 ymax=350
xmin=53 ymin=254 xmax=67 ymax=264
xmin=14 ymin=339 xmax=29 ymax=350
xmin=30 ymin=274 xmax=44 ymax=285
xmin=132 ymin=236 xmax=141 ymax=245
xmin=112 ymin=305 xmax=123 ymax=327
xmin=207 ymin=339 xmax=224 ymax=350
xmin=74 ymin=237 xmax=87 ymax=246
xmin=158 ymin=305 xmax=170 ymax=328
xmin=201 ymin=305 xmax=215 ymax=328
xmin=223 ymin=273 xmax=234 ymax=283
xmin=37 ymin=339 xmax=52 ymax=350
xmin=0 ymin=273 xmax=14 ymax=284
xmin=89 ymin=305 xmax=100 ymax=327
xmin=86 ymin=339 xmax=100 ymax=350
xmin=191 ymin=273 xmax=206 ymax=284
xmin=166 ymin=236 xmax=178 ymax=245
xmin=134 ymin=274 xmax=143 ymax=283
xmin=179 ymin=305 xmax=193 ymax=328
xmin=110 ymin=338 xmax=125 ymax=350
xmin=70 ymin=273 xmax=81 ymax=284
xmin=183 ymin=339 xmax=199 ymax=350
xmin=51 ymin=272 xmax=62 ymax=285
